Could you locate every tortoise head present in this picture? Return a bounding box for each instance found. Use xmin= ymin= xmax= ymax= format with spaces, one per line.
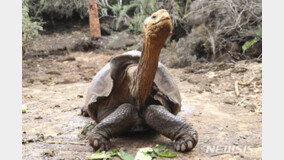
xmin=143 ymin=9 xmax=173 ymax=45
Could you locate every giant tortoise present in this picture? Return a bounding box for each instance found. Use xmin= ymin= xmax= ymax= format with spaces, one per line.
xmin=81 ymin=9 xmax=198 ymax=152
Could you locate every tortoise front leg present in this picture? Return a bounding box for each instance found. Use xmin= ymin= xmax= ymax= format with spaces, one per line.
xmin=143 ymin=105 xmax=198 ymax=152
xmin=80 ymin=105 xmax=89 ymax=117
xmin=89 ymin=103 xmax=138 ymax=150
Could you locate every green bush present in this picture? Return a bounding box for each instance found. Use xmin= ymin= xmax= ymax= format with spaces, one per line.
xmin=22 ymin=1 xmax=43 ymax=49
xmin=111 ymin=0 xmax=157 ymax=34
xmin=26 ymin=0 xmax=89 ymax=21
xmin=129 ymin=14 xmax=146 ymax=34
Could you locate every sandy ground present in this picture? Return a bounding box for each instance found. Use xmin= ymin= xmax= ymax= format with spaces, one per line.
xmin=22 ymin=51 xmax=262 ymax=160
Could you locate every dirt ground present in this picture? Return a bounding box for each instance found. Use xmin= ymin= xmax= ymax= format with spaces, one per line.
xmin=22 ymin=50 xmax=262 ymax=160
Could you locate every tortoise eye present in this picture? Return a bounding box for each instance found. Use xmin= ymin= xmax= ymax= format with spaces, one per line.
xmin=152 ymin=15 xmax=156 ymax=19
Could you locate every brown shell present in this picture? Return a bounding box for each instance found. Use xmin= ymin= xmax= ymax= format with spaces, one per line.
xmin=85 ymin=51 xmax=181 ymax=119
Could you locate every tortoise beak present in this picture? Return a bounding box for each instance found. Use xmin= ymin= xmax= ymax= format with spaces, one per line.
xmin=153 ymin=10 xmax=172 ymax=34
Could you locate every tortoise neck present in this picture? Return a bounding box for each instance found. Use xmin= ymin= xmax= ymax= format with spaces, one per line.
xmin=132 ymin=35 xmax=164 ymax=107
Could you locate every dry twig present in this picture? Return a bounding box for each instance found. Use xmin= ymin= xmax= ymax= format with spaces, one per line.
xmin=235 ymin=80 xmax=240 ymax=97
xmin=46 ymin=141 xmax=86 ymax=145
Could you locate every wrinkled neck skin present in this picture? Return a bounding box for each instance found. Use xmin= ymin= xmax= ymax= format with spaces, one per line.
xmin=131 ymin=33 xmax=166 ymax=108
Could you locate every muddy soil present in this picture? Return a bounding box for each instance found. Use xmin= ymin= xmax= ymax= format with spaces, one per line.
xmin=22 ymin=51 xmax=262 ymax=160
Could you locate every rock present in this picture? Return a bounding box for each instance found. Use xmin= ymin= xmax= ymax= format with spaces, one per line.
xmin=179 ymin=75 xmax=188 ymax=82
xmin=214 ymin=63 xmax=234 ymax=71
xmin=231 ymin=67 xmax=248 ymax=73
xmin=166 ymin=31 xmax=210 ymax=68
xmin=70 ymin=38 xmax=100 ymax=52
xmin=244 ymin=41 xmax=262 ymax=58
xmin=105 ymin=32 xmax=136 ymax=50
xmin=35 ymin=116 xmax=43 ymax=119
xmin=203 ymin=86 xmax=212 ymax=92
xmin=187 ymin=78 xmax=200 ymax=84
xmin=59 ymin=56 xmax=76 ymax=62
xmin=42 ymin=150 xmax=56 ymax=158
xmin=22 ymin=133 xmax=45 ymax=144
xmin=244 ymin=104 xmax=257 ymax=112
xmin=184 ymin=62 xmax=206 ymax=73
xmin=55 ymin=78 xmax=77 ymax=84
xmin=224 ymin=99 xmax=235 ymax=105
xmin=100 ymin=23 xmax=112 ymax=36
xmin=46 ymin=70 xmax=61 ymax=75
xmin=77 ymin=95 xmax=84 ymax=98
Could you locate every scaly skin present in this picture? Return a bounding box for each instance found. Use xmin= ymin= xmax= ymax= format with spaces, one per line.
xmin=143 ymin=105 xmax=198 ymax=152
xmin=89 ymin=103 xmax=139 ymax=150
xmin=86 ymin=103 xmax=198 ymax=152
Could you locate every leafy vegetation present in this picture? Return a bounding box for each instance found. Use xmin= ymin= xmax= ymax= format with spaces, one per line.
xmin=242 ymin=26 xmax=262 ymax=54
xmin=24 ymin=0 xmax=192 ymax=35
xmin=114 ymin=2 xmax=141 ymax=30
xmin=128 ymin=14 xmax=146 ymax=34
xmin=152 ymin=145 xmax=178 ymax=158
xmin=25 ymin=0 xmax=89 ymax=21
xmin=22 ymin=105 xmax=27 ymax=113
xmin=22 ymin=1 xmax=43 ymax=51
xmin=118 ymin=150 xmax=135 ymax=160
xmin=164 ymin=0 xmax=262 ymax=67
xmin=110 ymin=0 xmax=157 ymax=33
xmin=88 ymin=149 xmax=133 ymax=160
xmin=23 ymin=0 xmax=262 ymax=63
xmin=87 ymin=144 xmax=178 ymax=160
xmin=88 ymin=149 xmax=117 ymax=159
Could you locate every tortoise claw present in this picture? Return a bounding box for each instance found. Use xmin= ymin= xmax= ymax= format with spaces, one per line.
xmin=80 ymin=105 xmax=89 ymax=117
xmin=174 ymin=129 xmax=198 ymax=152
xmin=89 ymin=133 xmax=111 ymax=151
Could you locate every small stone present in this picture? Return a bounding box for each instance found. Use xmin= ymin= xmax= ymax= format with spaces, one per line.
xmin=77 ymin=95 xmax=84 ymax=98
xmin=35 ymin=116 xmax=43 ymax=119
xmin=46 ymin=70 xmax=61 ymax=75
xmin=231 ymin=67 xmax=248 ymax=73
xmin=224 ymin=99 xmax=235 ymax=105
xmin=61 ymin=56 xmax=76 ymax=62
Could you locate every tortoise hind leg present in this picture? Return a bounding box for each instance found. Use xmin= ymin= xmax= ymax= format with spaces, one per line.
xmin=143 ymin=105 xmax=198 ymax=152
xmin=89 ymin=103 xmax=139 ymax=150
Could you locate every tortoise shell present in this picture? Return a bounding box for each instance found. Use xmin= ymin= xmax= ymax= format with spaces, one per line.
xmin=85 ymin=50 xmax=181 ymax=123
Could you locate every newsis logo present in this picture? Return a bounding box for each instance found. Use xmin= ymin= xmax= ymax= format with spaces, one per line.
xmin=205 ymin=145 xmax=253 ymax=154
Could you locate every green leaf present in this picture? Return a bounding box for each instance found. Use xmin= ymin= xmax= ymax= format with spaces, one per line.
xmin=242 ymin=36 xmax=261 ymax=53
xmin=134 ymin=147 xmax=153 ymax=160
xmin=118 ymin=150 xmax=135 ymax=160
xmin=115 ymin=3 xmax=140 ymax=30
xmin=110 ymin=4 xmax=119 ymax=15
xmin=242 ymin=25 xmax=262 ymax=53
xmin=22 ymin=105 xmax=27 ymax=113
xmin=95 ymin=149 xmax=102 ymax=153
xmin=107 ymin=150 xmax=118 ymax=157
xmin=156 ymin=149 xmax=178 ymax=158
xmin=112 ymin=149 xmax=118 ymax=153
xmin=153 ymin=144 xmax=178 ymax=158
xmin=87 ymin=151 xmax=111 ymax=159
xmin=154 ymin=144 xmax=166 ymax=153
xmin=87 ymin=150 xmax=114 ymax=160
